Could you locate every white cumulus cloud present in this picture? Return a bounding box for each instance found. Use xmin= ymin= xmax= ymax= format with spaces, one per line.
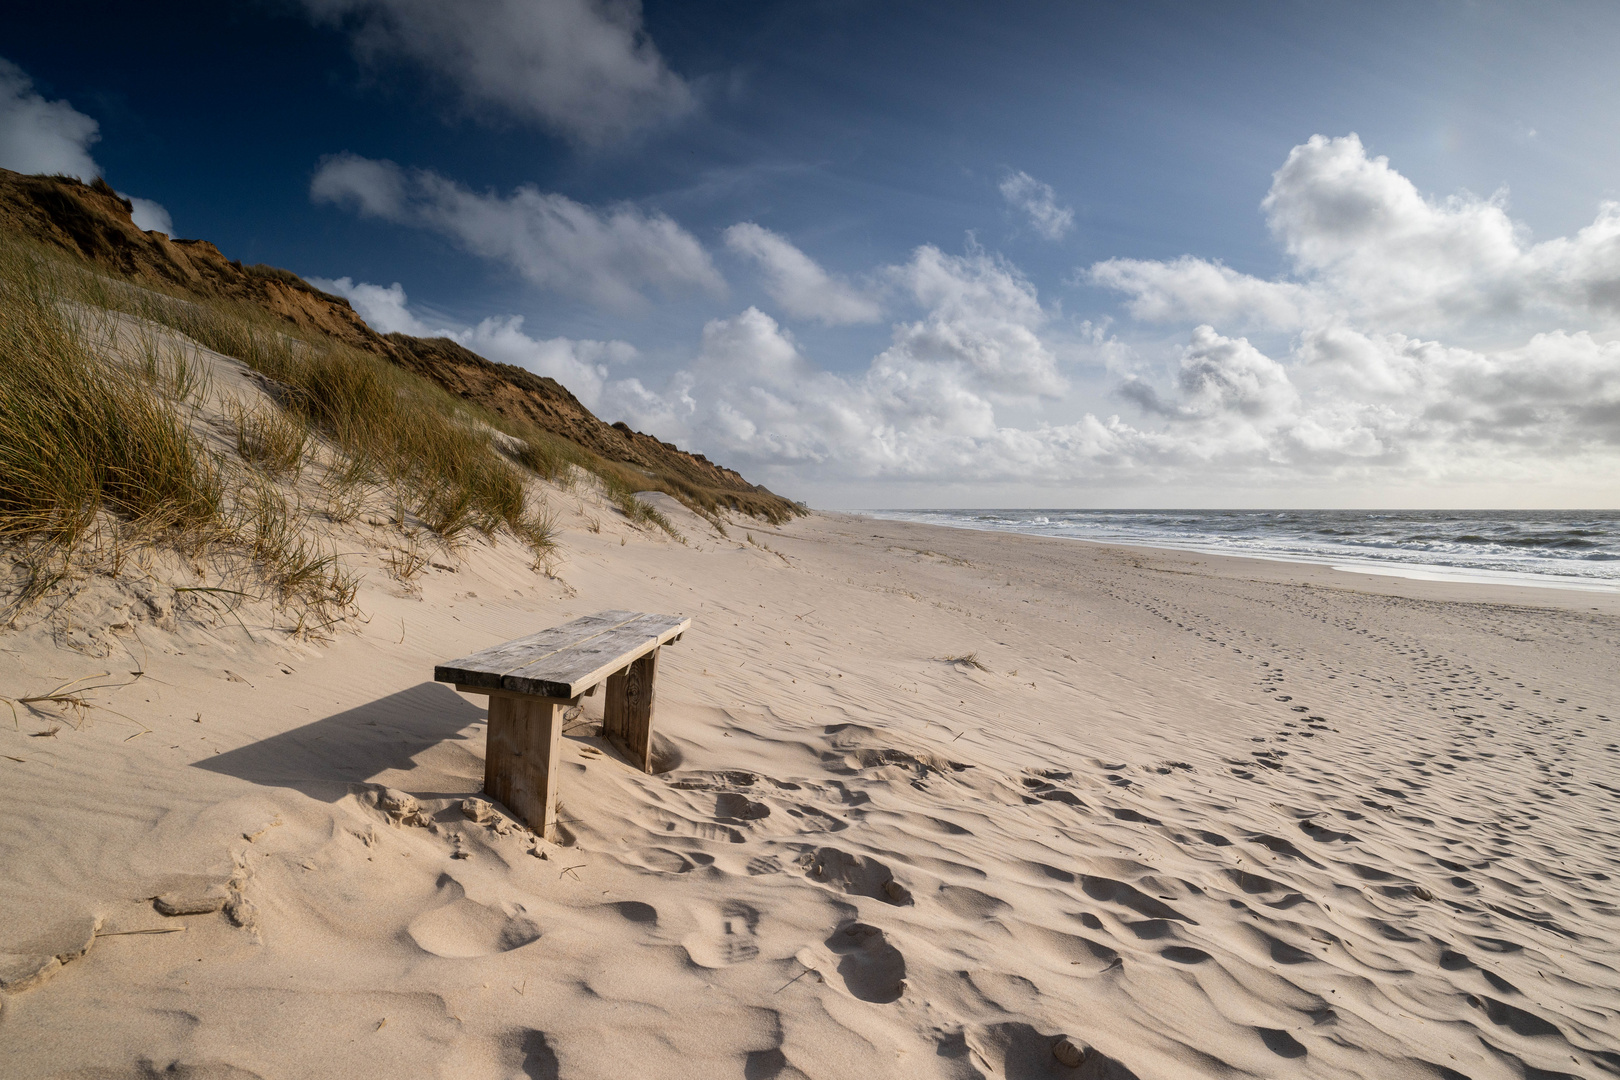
xmin=604 ymin=246 xmax=1090 ymax=483
xmin=1093 ymin=133 xmax=1620 ymax=337
xmin=311 ymin=153 xmax=724 ymax=311
xmin=1088 ymin=256 xmax=1317 ymax=331
xmin=1071 ymin=134 xmax=1620 ymax=493
xmin=609 ymin=140 xmax=1620 ymax=500
xmin=722 ymin=223 xmax=882 ymax=325
xmin=1000 ymin=170 xmax=1074 ymax=240
xmin=299 ymin=0 xmax=692 ymax=145
xmin=0 ymin=58 xmax=100 ymax=180
xmin=123 ymin=195 xmax=174 ymax=235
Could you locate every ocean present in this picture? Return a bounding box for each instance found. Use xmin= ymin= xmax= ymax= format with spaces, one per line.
xmin=858 ymin=509 xmax=1620 ymax=592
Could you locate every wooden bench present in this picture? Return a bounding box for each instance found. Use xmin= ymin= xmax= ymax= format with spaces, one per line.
xmin=435 ymin=610 xmax=690 ymax=839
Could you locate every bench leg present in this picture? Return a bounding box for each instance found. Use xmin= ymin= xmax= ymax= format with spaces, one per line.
xmin=484 ymin=694 xmax=562 ymax=840
xmin=604 ymin=647 xmax=658 ymax=773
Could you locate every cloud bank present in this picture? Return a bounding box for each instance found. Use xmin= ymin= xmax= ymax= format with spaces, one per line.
xmin=1091 ymin=134 xmax=1620 ymax=337
xmin=300 ymin=0 xmax=692 ymax=145
xmin=609 ymin=246 xmax=1083 ymax=478
xmin=311 ymin=152 xmax=723 ymax=311
xmin=645 ymin=137 xmax=1620 ymax=496
xmin=317 ymin=135 xmax=1620 ymax=502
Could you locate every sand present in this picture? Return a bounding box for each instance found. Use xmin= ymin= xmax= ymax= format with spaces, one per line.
xmin=2 ymin=501 xmax=1618 ymax=1079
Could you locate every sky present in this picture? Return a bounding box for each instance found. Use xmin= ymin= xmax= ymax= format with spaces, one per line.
xmin=5 ymin=0 xmax=1620 ymax=509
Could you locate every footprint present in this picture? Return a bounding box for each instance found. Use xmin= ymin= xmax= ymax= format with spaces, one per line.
xmin=802 ymin=846 xmax=911 ymax=905
xmin=1247 ymin=834 xmax=1321 ymax=866
xmin=682 ymin=900 xmax=761 ymax=967
xmin=1224 ymin=868 xmax=1288 ymax=895
xmin=824 ymin=922 xmax=906 ymax=1003
xmin=965 ymin=1022 xmax=1141 ymax=1079
xmin=1161 ymin=946 xmax=1211 ymax=964
xmin=1298 ymin=819 xmax=1356 ymax=843
xmin=1468 ymin=995 xmax=1563 ymax=1039
xmin=716 ymin=792 xmax=771 ymax=821
xmin=1263 ymin=934 xmax=1316 ymax=965
xmin=631 ymin=847 xmax=698 ymax=874
xmin=605 ymin=900 xmax=657 ymax=926
xmin=407 ymin=876 xmax=541 ymax=958
xmin=745 ymin=855 xmax=784 ymax=876
xmin=1256 ymin=1027 xmax=1307 ymax=1058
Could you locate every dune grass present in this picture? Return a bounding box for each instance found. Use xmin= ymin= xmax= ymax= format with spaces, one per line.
xmin=230 ymin=399 xmax=309 ymax=479
xmin=0 ymin=242 xmax=356 ymax=617
xmin=0 ymin=245 xmax=224 ymax=553
xmin=49 ymin=259 xmax=560 ymax=556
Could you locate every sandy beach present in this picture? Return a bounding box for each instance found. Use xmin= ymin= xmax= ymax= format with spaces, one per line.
xmin=2 ymin=505 xmax=1618 ymax=1079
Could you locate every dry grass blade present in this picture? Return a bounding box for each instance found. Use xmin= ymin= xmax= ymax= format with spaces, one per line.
xmin=230 ymin=399 xmax=309 ymax=478
xmin=941 ymin=653 xmax=991 ymax=671
xmin=383 ymin=539 xmax=430 ymax=584
xmin=134 ymin=330 xmax=208 ymax=404
xmin=515 ymin=507 xmax=559 ymax=560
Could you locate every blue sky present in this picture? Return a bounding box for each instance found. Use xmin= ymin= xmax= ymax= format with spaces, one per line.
xmin=6 ymin=1 xmax=1620 ymax=508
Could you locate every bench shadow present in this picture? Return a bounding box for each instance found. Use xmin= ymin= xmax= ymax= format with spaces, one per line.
xmin=193 ymin=682 xmax=486 ymax=801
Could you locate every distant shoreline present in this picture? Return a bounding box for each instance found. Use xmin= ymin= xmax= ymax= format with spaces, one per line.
xmin=853 ymin=507 xmax=1620 ymax=595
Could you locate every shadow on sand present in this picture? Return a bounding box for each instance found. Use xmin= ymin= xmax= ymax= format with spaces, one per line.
xmin=194 ymin=682 xmax=486 ymax=801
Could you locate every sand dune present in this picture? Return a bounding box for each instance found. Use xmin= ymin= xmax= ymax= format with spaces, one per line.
xmin=2 ymin=506 xmax=1618 ymax=1079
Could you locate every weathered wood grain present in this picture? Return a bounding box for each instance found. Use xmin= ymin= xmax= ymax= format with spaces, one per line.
xmin=484 ymin=694 xmax=565 ymax=839
xmin=604 ymin=647 xmax=658 ymax=772
xmin=435 ymin=610 xmax=635 ymax=693
xmin=436 ymin=610 xmax=688 ymax=698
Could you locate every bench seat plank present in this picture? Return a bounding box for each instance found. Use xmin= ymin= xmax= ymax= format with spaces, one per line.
xmin=436 ymin=610 xmax=689 ymax=698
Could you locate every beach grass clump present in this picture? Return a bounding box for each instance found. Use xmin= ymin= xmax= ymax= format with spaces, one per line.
xmin=134 ymin=329 xmax=209 ymax=404
xmin=230 ymin=400 xmax=310 ymax=478
xmin=382 ymin=538 xmax=431 ymax=584
xmin=506 ymin=424 xmax=592 ymax=487
xmin=233 ymin=477 xmax=353 ymax=607
xmin=0 ymin=245 xmax=224 ymax=551
xmin=511 ymin=506 xmax=560 ymax=565
xmin=597 ymin=469 xmax=679 ymax=538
